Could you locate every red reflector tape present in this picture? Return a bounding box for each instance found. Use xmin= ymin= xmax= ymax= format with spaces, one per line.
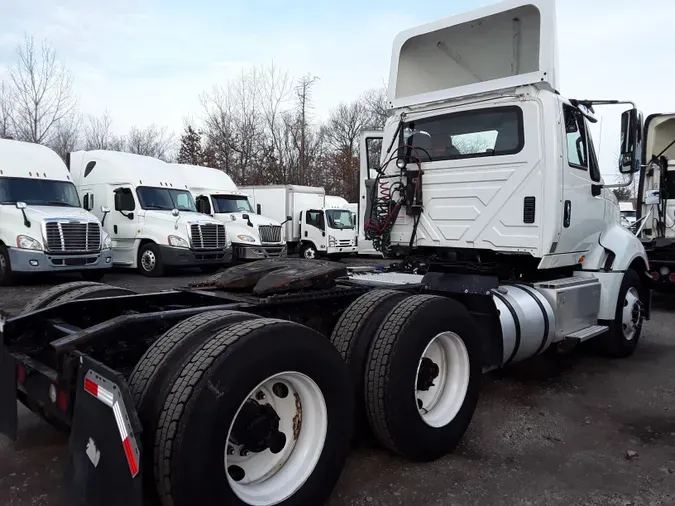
xmin=122 ymin=437 xmax=139 ymax=476
xmin=84 ymin=378 xmax=98 ymax=396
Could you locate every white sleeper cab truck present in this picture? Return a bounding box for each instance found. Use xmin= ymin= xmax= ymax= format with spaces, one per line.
xmin=0 ymin=2 xmax=655 ymax=506
xmin=173 ymin=164 xmax=286 ymax=262
xmin=241 ymin=185 xmax=358 ymax=259
xmin=68 ymin=151 xmax=231 ymax=276
xmin=0 ymin=139 xmax=112 ymax=285
xmin=636 ymin=113 xmax=675 ymax=289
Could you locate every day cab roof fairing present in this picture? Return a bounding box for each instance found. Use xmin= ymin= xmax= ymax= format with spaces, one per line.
xmin=387 ymin=0 xmax=559 ymax=110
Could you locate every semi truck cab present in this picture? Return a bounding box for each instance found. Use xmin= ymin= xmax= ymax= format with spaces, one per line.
xmin=69 ymin=151 xmax=231 ymax=276
xmin=0 ymin=139 xmax=112 ymax=285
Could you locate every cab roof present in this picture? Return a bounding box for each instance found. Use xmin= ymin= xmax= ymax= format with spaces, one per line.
xmin=0 ymin=138 xmax=71 ymax=181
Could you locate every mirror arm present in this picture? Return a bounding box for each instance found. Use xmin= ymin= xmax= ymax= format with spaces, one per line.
xmin=602 ymin=173 xmax=634 ymax=189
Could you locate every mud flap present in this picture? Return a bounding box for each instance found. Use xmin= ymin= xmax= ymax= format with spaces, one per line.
xmin=0 ymin=342 xmax=18 ymax=441
xmin=66 ymin=354 xmax=143 ymax=506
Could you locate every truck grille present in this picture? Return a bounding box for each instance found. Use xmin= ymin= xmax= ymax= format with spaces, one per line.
xmin=191 ymin=224 xmax=226 ymax=249
xmin=45 ymin=221 xmax=101 ymax=253
xmin=258 ymin=225 xmax=282 ymax=243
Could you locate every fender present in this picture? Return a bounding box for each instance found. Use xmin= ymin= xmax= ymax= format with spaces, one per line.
xmin=599 ymin=224 xmax=648 ymax=272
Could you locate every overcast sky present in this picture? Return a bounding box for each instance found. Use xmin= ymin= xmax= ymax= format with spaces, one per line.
xmin=1 ymin=0 xmax=673 ymax=179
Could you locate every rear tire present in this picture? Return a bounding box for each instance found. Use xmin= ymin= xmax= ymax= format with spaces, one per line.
xmin=364 ymin=294 xmax=482 ymax=462
xmin=154 ymin=319 xmax=353 ymax=506
xmin=0 ymin=245 xmax=14 ymax=286
xmin=138 ymin=243 xmax=165 ymax=277
xmin=19 ymin=281 xmax=105 ymax=315
xmin=330 ymin=289 xmax=411 ymax=439
xmin=47 ymin=284 xmax=136 ymax=307
xmin=128 ymin=310 xmax=262 ymax=505
xmin=597 ymin=269 xmax=645 ymax=358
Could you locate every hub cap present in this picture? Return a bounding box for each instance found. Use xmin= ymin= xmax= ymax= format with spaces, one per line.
xmin=622 ymin=287 xmax=642 ymax=340
xmin=303 ymin=247 xmax=316 ymax=260
xmin=225 ymin=372 xmax=327 ymax=506
xmin=415 ymin=332 xmax=470 ymax=428
xmin=141 ymin=250 xmax=156 ymax=272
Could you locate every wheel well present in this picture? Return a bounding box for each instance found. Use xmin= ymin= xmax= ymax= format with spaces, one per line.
xmin=138 ymin=239 xmax=155 ymax=250
xmin=628 ymin=257 xmax=651 ymax=319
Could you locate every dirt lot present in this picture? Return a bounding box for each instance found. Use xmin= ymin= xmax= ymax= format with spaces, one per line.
xmin=1 ymin=267 xmax=674 ymax=506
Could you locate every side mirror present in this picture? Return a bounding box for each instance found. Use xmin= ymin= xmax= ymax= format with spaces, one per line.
xmin=242 ymin=213 xmax=250 ymax=220
xmin=619 ymin=108 xmax=643 ymax=174
xmin=114 ymin=192 xmax=123 ymax=211
xmin=100 ymin=206 xmax=110 ymax=226
xmin=171 ymin=208 xmax=180 ymax=217
xmin=15 ymin=202 xmax=26 ymax=210
xmin=286 ymin=215 xmax=292 ymax=221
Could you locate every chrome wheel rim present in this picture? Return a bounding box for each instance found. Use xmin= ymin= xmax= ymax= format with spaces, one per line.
xmin=141 ymin=250 xmax=156 ymax=272
xmin=622 ymin=287 xmax=642 ymax=340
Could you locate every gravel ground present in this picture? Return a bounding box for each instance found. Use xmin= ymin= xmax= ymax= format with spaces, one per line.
xmin=1 ymin=265 xmax=674 ymax=506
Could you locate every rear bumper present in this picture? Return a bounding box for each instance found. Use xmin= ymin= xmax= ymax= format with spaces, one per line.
xmin=235 ymin=244 xmax=286 ymax=260
xmin=159 ymin=245 xmax=232 ymax=267
xmin=7 ymin=248 xmax=113 ymax=273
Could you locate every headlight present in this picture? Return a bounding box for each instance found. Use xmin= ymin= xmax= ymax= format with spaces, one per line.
xmin=328 ymin=235 xmax=336 ymax=246
xmin=102 ymin=234 xmax=112 ymax=250
xmin=16 ymin=235 xmax=42 ymax=251
xmin=168 ymin=235 xmax=189 ymax=248
xmin=236 ymin=234 xmax=256 ymax=243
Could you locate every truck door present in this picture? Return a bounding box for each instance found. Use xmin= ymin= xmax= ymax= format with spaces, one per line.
xmin=554 ymin=104 xmax=607 ymax=261
xmin=359 ymin=131 xmax=384 ymax=254
xmin=301 ymin=209 xmax=326 ymax=252
xmin=110 ymin=186 xmax=139 ymax=266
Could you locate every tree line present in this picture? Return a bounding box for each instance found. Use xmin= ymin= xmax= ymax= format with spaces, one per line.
xmin=0 ymin=35 xmax=388 ymax=202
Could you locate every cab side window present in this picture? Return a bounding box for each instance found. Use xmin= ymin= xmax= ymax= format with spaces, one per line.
xmin=306 ymin=210 xmax=324 ymax=229
xmin=564 ymin=105 xmax=588 ymax=169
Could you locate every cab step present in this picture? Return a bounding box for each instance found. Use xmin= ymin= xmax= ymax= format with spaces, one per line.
xmin=565 ymin=325 xmax=609 ymax=342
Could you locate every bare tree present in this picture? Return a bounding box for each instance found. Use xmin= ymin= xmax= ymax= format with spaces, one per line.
xmin=295 ymin=74 xmax=319 ymax=182
xmin=124 ymin=125 xmax=174 ymax=161
xmin=6 ymin=35 xmax=77 ymax=145
xmin=83 ymin=111 xmax=116 ymax=150
xmin=362 ymin=86 xmax=389 ymax=130
xmin=49 ymin=114 xmax=82 ymax=161
xmin=0 ymin=81 xmax=12 ymax=139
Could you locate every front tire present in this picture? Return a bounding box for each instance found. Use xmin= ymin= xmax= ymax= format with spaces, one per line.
xmin=364 ymin=294 xmax=482 ymax=462
xmin=300 ymin=244 xmax=318 ymax=260
xmin=598 ymin=269 xmax=645 ymax=358
xmin=138 ymin=243 xmax=165 ymax=277
xmin=154 ymin=319 xmax=353 ymax=506
xmin=0 ymin=245 xmax=14 ymax=286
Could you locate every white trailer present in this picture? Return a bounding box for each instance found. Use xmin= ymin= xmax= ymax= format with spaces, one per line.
xmin=240 ymin=185 xmax=358 ymax=259
xmin=0 ymin=139 xmax=112 ymax=285
xmin=173 ymin=164 xmax=286 ymax=262
xmin=69 ymin=151 xmax=231 ymax=276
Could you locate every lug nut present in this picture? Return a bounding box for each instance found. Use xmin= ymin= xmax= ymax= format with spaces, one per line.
xmin=240 ymin=448 xmax=249 ymax=457
xmin=255 ymin=391 xmax=265 ymax=401
xmin=227 ymin=445 xmax=234 ymax=456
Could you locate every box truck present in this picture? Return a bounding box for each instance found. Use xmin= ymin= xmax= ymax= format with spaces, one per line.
xmin=241 ymin=185 xmax=358 ymax=259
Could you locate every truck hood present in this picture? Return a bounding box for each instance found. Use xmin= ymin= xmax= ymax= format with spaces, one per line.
xmin=23 ymin=205 xmax=99 ymax=223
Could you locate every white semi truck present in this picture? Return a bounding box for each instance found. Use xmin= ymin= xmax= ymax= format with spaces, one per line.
xmin=1 ymin=2 xmax=653 ymax=506
xmin=68 ymin=151 xmax=231 ymax=276
xmin=241 ymin=185 xmax=358 ymax=259
xmin=636 ymin=114 xmax=675 ymax=289
xmin=0 ymin=139 xmax=113 ymax=285
xmin=173 ymin=164 xmax=286 ymax=262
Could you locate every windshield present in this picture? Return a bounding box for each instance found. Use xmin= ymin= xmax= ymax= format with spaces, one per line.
xmin=211 ymin=195 xmax=253 ymax=214
xmin=0 ymin=177 xmax=80 ymax=207
xmin=325 ymin=209 xmax=354 ymax=230
xmin=136 ymin=187 xmax=196 ymax=212
xmin=622 ymin=211 xmax=636 ymax=218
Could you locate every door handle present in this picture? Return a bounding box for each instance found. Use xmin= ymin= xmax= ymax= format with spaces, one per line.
xmin=563 ymin=200 xmax=571 ymax=228
xmin=304 ymin=231 xmax=307 ymax=237
xmin=114 ymin=225 xmax=118 ymax=234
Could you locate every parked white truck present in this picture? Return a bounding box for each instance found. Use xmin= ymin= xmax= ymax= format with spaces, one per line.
xmin=636 ymin=114 xmax=675 ymax=289
xmin=241 ymin=185 xmax=358 ymax=259
xmin=173 ymin=164 xmax=286 ymax=262
xmin=68 ymin=151 xmax=231 ymax=276
xmin=0 ymin=139 xmax=113 ymax=285
xmin=0 ymin=2 xmax=654 ymax=506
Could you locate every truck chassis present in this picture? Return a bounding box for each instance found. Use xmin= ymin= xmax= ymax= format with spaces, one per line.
xmin=0 ymin=257 xmax=648 ymax=506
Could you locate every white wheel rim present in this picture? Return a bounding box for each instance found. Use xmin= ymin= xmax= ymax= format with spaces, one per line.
xmin=141 ymin=250 xmax=155 ymax=271
xmin=225 ymin=372 xmax=327 ymax=506
xmin=622 ymin=287 xmax=641 ymax=340
xmin=304 ymin=248 xmax=315 ymax=259
xmin=415 ymin=332 xmax=470 ymax=428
